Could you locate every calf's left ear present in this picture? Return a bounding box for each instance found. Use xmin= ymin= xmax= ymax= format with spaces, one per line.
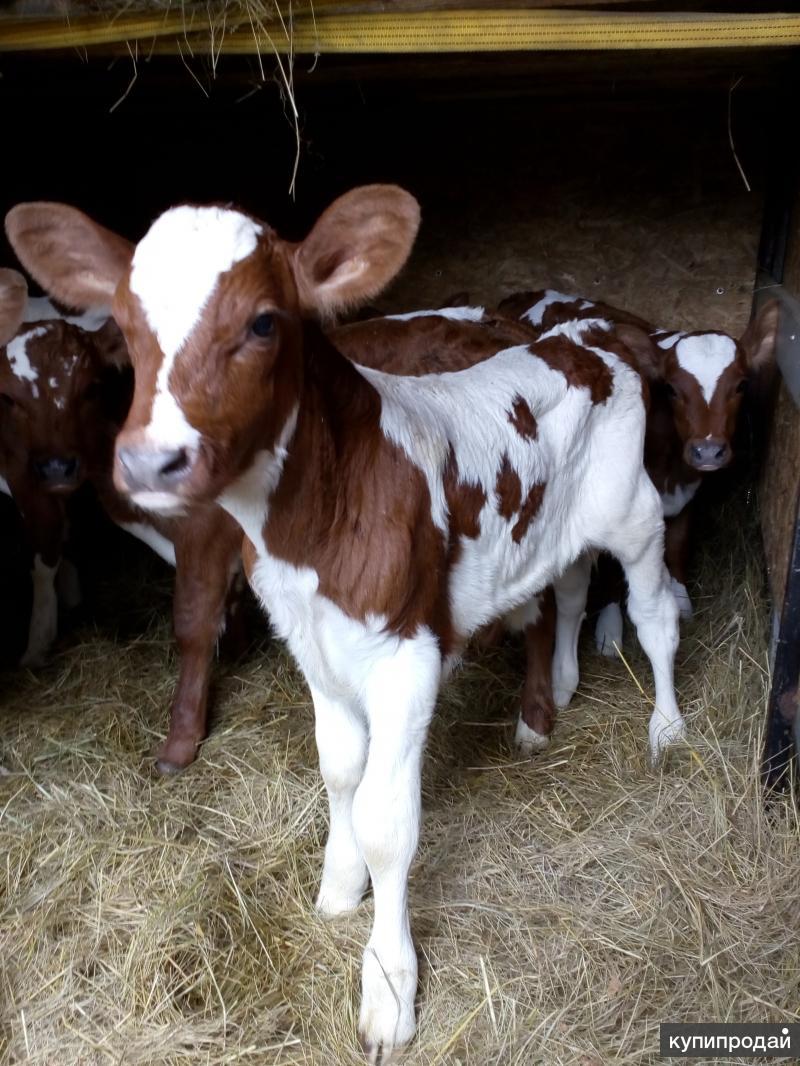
xmin=614 ymin=323 xmax=665 ymax=381
xmin=740 ymin=298 xmax=779 ymax=369
xmin=6 ymin=202 xmax=133 ymax=310
xmin=293 ymin=185 xmax=421 ymax=317
xmin=0 ymin=268 xmax=28 ymax=346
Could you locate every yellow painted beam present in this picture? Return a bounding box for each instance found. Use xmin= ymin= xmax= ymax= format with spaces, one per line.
xmin=1 ymin=10 xmax=799 ymax=54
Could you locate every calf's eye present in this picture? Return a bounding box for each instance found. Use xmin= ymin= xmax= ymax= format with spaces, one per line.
xmin=736 ymin=379 xmax=748 ymax=394
xmin=251 ymin=313 xmax=274 ymax=339
xmin=664 ymin=383 xmax=677 ymax=398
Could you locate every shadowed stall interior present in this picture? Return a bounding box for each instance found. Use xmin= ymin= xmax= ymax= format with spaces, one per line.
xmin=1 ymin=40 xmax=798 ymax=1065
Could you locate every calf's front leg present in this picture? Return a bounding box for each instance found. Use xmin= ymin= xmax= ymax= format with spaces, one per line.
xmin=156 ymin=512 xmax=243 ymax=774
xmin=351 ymin=630 xmax=441 ymax=1062
xmin=313 ymin=685 xmax=370 ymax=916
xmin=14 ymin=488 xmax=63 ymax=667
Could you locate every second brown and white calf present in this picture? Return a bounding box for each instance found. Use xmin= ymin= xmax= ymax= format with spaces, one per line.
xmin=500 ymin=288 xmax=778 ymax=649
xmin=9 ymin=188 xmax=684 ymax=1061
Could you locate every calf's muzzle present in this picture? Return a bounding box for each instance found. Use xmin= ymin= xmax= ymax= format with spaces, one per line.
xmin=34 ymin=455 xmax=80 ymax=491
xmin=116 ymin=443 xmax=191 ymax=494
xmin=685 ymin=437 xmax=731 ymax=472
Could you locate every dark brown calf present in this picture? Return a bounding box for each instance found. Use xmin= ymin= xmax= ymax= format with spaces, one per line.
xmin=0 ymin=267 xmax=243 ymax=770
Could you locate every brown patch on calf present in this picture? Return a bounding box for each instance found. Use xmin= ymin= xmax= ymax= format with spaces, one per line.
xmin=334 ymin=314 xmax=515 ymax=376
xmin=263 ymin=331 xmax=455 ymax=654
xmin=512 ymin=481 xmax=546 ymax=543
xmin=444 ymin=446 xmax=485 ymax=540
xmin=533 ymin=334 xmax=614 ymax=404
xmin=493 ymin=451 xmax=546 ymax=543
xmin=495 ymin=453 xmax=522 ymax=519
xmin=508 ymin=395 xmax=537 ymax=440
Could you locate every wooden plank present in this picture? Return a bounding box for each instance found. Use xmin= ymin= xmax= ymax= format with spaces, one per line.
xmin=2 ymin=9 xmax=800 ymax=54
xmin=758 ymin=281 xmax=800 ymax=614
xmin=758 ymin=152 xmax=800 ymax=787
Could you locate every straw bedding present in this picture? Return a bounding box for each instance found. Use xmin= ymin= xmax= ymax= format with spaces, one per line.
xmin=1 ymin=123 xmax=798 ymax=1066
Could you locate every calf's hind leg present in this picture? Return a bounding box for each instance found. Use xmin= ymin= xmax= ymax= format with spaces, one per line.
xmin=507 ymin=590 xmax=556 ymax=753
xmin=551 ymin=555 xmax=592 ymax=708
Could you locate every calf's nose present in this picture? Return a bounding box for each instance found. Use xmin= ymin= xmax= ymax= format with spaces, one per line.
xmin=116 ymin=444 xmax=190 ymax=494
xmin=687 ymin=438 xmax=731 ymax=471
xmin=35 ymin=455 xmax=80 ymax=487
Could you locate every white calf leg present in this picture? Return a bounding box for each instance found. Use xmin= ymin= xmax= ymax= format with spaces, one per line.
xmin=353 ymin=630 xmax=441 ymax=1062
xmin=312 ymin=686 xmax=369 ymax=917
xmin=551 ymin=555 xmax=591 ymax=708
xmin=21 ymin=554 xmax=59 ymax=666
xmin=612 ymin=481 xmax=685 ymax=761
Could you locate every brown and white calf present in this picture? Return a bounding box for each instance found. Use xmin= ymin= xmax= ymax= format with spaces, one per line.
xmin=0 ymin=269 xmax=127 ymax=663
xmin=0 ymin=268 xmax=243 ymax=770
xmin=9 ymin=189 xmax=684 ymax=1061
xmin=499 ymin=288 xmax=778 ymax=652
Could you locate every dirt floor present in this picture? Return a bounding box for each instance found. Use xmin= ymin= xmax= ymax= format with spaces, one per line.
xmin=1 ymin=70 xmax=798 ymax=1066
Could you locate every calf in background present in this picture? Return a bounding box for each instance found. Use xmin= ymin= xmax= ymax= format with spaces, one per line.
xmin=0 ymin=268 xmax=244 ymax=771
xmin=499 ymin=288 xmax=778 ymax=653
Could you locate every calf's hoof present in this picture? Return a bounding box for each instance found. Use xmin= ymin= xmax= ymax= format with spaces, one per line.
xmin=359 ymin=952 xmax=416 ymax=1065
xmin=316 ymin=877 xmax=368 ymax=918
xmin=648 ymin=713 xmax=687 ymax=765
xmin=20 ymin=648 xmax=48 ymax=669
xmin=154 ymin=736 xmax=201 ymax=775
xmin=514 ymin=714 xmax=551 ymax=754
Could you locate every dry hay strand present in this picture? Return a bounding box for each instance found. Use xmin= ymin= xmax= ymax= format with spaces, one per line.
xmin=0 ymin=470 xmax=798 ymax=1065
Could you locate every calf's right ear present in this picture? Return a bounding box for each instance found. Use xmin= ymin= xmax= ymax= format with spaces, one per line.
xmin=293 ymin=184 xmax=421 ymax=318
xmin=5 ymin=203 xmax=133 ymax=310
xmin=0 ymin=268 xmax=28 ymax=346
xmin=614 ymin=323 xmax=664 ymax=381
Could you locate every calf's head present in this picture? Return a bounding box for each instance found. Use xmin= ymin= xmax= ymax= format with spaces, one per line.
xmin=7 ymin=187 xmax=420 ymax=514
xmin=0 ymin=269 xmax=128 ymax=493
xmin=619 ymin=301 xmax=779 ymax=472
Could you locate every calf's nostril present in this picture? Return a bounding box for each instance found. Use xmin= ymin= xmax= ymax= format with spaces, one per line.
xmin=158 ymin=447 xmax=189 ymax=479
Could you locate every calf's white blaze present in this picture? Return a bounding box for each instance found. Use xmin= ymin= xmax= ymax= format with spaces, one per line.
xmin=130 ymin=205 xmax=262 ymax=452
xmin=675 ymin=333 xmax=737 ymax=403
